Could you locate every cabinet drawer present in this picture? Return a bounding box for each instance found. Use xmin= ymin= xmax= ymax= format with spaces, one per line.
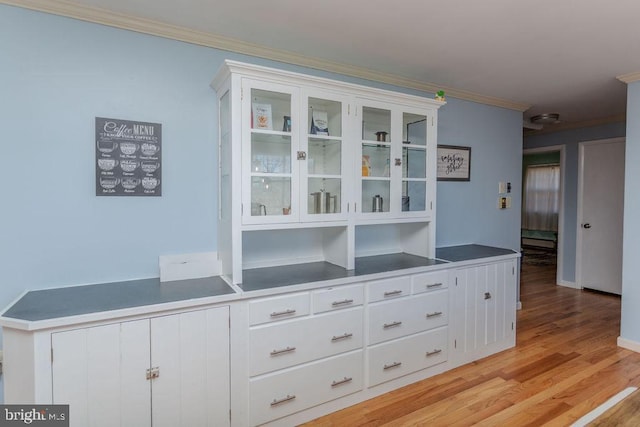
xmin=249 ymin=292 xmax=310 ymax=326
xmin=250 ymin=307 xmax=363 ymax=376
xmin=368 ymin=327 xmax=447 ymax=387
xmin=367 ymin=276 xmax=411 ymax=303
xmin=369 ymin=290 xmax=448 ymax=345
xmin=312 ymin=284 xmax=364 ymax=313
xmin=412 ymin=270 xmax=449 ymax=294
xmin=250 ymin=350 xmax=363 ymax=426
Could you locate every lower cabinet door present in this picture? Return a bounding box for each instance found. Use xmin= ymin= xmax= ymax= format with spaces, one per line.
xmin=52 ymin=319 xmax=152 ymax=427
xmin=151 ymin=307 xmax=230 ymax=427
xmin=249 ymin=350 xmax=363 ymax=426
xmin=368 ymin=327 xmax=448 ymax=387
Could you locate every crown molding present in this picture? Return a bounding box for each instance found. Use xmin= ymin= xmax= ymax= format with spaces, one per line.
xmin=617 ymin=72 xmax=640 ymax=84
xmin=523 ymin=113 xmax=626 ymax=136
xmin=2 ymin=0 xmax=530 ymax=112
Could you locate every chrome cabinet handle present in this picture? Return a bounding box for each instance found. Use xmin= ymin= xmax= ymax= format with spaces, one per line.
xmin=270 ymin=346 xmax=296 ymax=356
xmin=332 ymin=299 xmax=354 ymax=307
xmin=426 ymin=311 xmax=443 ymax=318
xmin=384 ymin=290 xmax=403 ymax=297
xmin=427 ymin=282 xmax=443 ymax=289
xmin=426 ymin=349 xmax=443 ymax=357
xmin=270 ymin=309 xmax=296 ymax=318
xmin=484 ymin=292 xmax=492 ymax=300
xmin=331 ymin=376 xmax=353 ymax=387
xmin=270 ymin=394 xmax=296 ymax=406
xmin=383 ymin=321 xmax=402 ymax=329
xmin=383 ymin=361 xmax=402 ymax=370
xmin=331 ymin=333 xmax=353 ymax=342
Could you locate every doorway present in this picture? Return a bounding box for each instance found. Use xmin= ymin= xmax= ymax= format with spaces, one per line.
xmin=522 ymin=146 xmax=565 ymax=284
xmin=576 ymin=138 xmax=625 ymax=295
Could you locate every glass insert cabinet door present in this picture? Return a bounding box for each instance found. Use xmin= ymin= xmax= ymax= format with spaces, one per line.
xmin=360 ymin=105 xmax=391 ymax=214
xmin=402 ymin=111 xmax=428 ymax=213
xmin=301 ymin=92 xmax=347 ymax=220
xmin=242 ymin=80 xmax=299 ymax=223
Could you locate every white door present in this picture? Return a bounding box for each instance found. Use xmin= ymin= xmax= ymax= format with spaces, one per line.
xmin=577 ymin=138 xmax=625 ymax=294
xmin=52 ymin=320 xmax=152 ymax=427
xmin=151 ymin=307 xmax=230 ymax=427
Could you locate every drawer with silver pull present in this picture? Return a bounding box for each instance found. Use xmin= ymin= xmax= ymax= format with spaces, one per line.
xmin=411 ymin=270 xmax=449 ymax=294
xmin=367 ymin=276 xmax=412 ymax=303
xmin=369 ymin=290 xmax=448 ymax=345
xmin=312 ymin=284 xmax=364 ymax=314
xmin=249 ymin=307 xmax=363 ymax=376
xmin=249 ymin=292 xmax=310 ymax=326
xmin=368 ymin=327 xmax=448 ymax=386
xmin=249 ymin=350 xmax=363 ymax=426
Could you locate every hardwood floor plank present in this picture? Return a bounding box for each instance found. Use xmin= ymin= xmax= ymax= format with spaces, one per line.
xmin=303 ymin=264 xmax=640 ymax=426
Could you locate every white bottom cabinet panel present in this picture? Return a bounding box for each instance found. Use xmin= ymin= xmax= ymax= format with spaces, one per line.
xmin=249 ymin=350 xmax=363 ymax=426
xmin=51 ymin=307 xmax=230 ymax=427
xmin=368 ymin=327 xmax=448 ymax=387
xmin=52 ymin=320 xmax=152 ymax=427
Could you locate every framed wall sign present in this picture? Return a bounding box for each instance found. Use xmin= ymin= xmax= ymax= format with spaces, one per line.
xmin=437 ymin=145 xmax=471 ymax=181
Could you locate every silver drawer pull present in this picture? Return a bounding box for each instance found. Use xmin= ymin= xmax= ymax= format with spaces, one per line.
xmin=426 ymin=349 xmax=443 ymax=357
xmin=332 ymin=298 xmax=354 ymax=307
xmin=331 ymin=376 xmax=353 ymax=387
xmin=270 ymin=394 xmax=296 ymax=406
xmin=384 ymin=290 xmax=403 ymax=297
xmin=484 ymin=292 xmax=492 ymax=300
xmin=383 ymin=321 xmax=402 ymax=329
xmin=270 ymin=309 xmax=296 ymax=318
xmin=383 ymin=361 xmax=402 ymax=370
xmin=427 ymin=282 xmax=443 ymax=289
xmin=270 ymin=346 xmax=296 ymax=356
xmin=331 ymin=333 xmax=353 ymax=342
xmin=426 ymin=311 xmax=443 ymax=318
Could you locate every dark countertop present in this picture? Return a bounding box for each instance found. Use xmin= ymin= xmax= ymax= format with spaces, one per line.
xmin=436 ymin=244 xmax=518 ymax=262
xmin=240 ymin=253 xmax=445 ymax=292
xmin=2 ymin=245 xmax=517 ymax=324
xmin=2 ymin=276 xmax=234 ymax=322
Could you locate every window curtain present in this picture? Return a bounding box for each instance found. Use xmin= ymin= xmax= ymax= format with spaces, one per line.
xmin=522 ymin=164 xmax=560 ymax=231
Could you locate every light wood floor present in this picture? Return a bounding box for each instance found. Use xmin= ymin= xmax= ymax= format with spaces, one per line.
xmin=304 ymin=262 xmax=640 ymax=426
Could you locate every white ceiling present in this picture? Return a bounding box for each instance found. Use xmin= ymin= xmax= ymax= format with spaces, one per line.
xmin=11 ymin=0 xmax=640 ymax=130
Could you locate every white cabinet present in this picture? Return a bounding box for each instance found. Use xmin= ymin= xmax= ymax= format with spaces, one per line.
xmin=212 ymin=61 xmax=443 ymax=284
xmin=51 ymin=307 xmax=230 ymax=427
xmin=451 ymin=259 xmax=518 ymax=365
xmin=246 ymin=287 xmax=364 ymax=425
xmin=366 ymin=273 xmax=449 ymax=386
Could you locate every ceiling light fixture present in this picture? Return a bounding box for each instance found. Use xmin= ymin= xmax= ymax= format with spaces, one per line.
xmin=529 ymin=113 xmax=560 ymax=124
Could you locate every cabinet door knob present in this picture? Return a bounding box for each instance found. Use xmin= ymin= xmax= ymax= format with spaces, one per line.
xmin=297 ymin=151 xmax=307 ymax=160
xmin=484 ymin=292 xmax=492 ymax=300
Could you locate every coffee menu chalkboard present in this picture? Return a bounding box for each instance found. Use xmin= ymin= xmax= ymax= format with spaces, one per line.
xmin=96 ymin=117 xmax=162 ymax=196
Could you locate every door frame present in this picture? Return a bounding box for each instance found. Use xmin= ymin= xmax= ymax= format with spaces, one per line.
xmin=575 ymin=137 xmax=625 ymax=291
xmin=523 ymin=145 xmax=565 ymax=286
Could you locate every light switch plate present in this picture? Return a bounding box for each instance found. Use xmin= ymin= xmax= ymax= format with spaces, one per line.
xmin=498 ymin=182 xmax=507 ymax=194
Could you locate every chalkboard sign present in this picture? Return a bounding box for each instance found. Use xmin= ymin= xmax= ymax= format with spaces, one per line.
xmin=96 ymin=117 xmax=162 ymax=196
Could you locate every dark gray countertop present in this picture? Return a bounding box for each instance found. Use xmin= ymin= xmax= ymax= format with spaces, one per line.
xmin=240 ymin=253 xmax=445 ymax=292
xmin=2 ymin=245 xmax=517 ymax=324
xmin=436 ymin=244 xmax=518 ymax=262
xmin=2 ymin=276 xmax=234 ymax=322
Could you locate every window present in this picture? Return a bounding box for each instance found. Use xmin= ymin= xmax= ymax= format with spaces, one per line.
xmin=522 ymin=164 xmax=560 ymax=231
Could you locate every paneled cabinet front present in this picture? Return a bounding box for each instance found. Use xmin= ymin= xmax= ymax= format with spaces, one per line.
xmin=51 ymin=307 xmax=230 ymax=427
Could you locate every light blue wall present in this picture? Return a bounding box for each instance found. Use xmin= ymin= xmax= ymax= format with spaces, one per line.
xmin=524 ymin=122 xmax=626 ymax=283
xmin=0 ymin=6 xmax=522 ymax=319
xmin=621 ymin=81 xmax=640 ymax=343
xmin=436 ymin=100 xmax=523 ymax=250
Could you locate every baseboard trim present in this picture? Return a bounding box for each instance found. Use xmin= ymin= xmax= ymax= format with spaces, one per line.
xmin=558 ymin=280 xmax=580 ymax=290
xmin=617 ymin=337 xmax=640 ymax=353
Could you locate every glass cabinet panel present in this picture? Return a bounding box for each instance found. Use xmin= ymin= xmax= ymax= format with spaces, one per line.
xmin=249 ymin=87 xmax=293 ymax=219
xmin=251 ymin=177 xmax=291 ymax=216
xmin=400 ymin=112 xmax=428 ymax=213
xmin=362 ymin=181 xmax=390 ymax=213
xmin=362 ymin=107 xmax=391 ymax=142
xmin=305 ymin=96 xmax=344 ymax=217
